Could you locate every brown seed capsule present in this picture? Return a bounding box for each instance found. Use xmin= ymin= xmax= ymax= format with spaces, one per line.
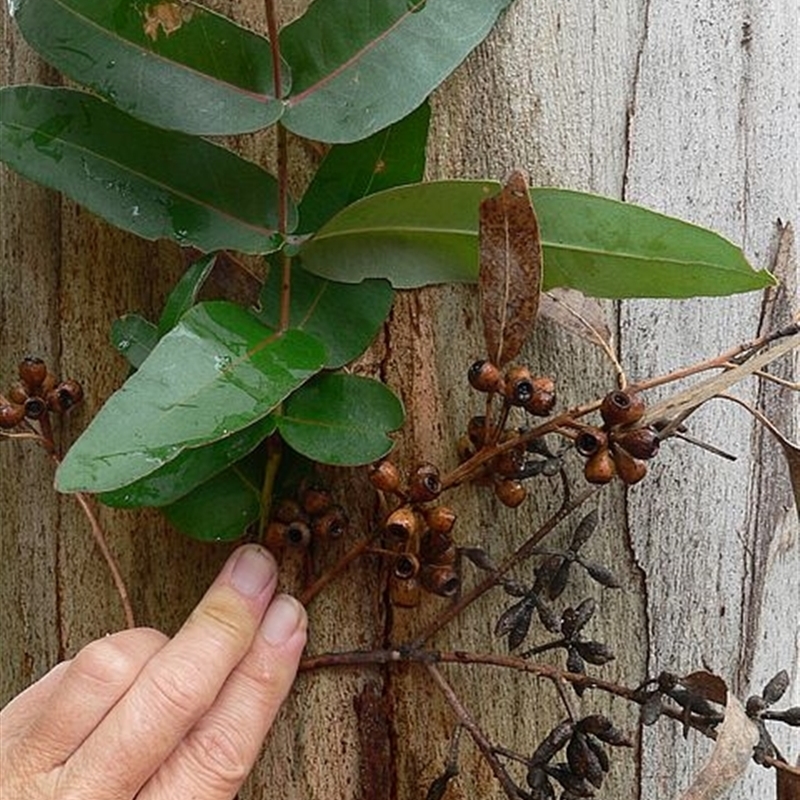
xmin=390 ymin=575 xmax=420 ymax=607
xmin=467 ymin=359 xmax=505 ymax=393
xmin=301 ymin=486 xmax=332 ymax=517
xmin=23 ymin=395 xmax=48 ymax=420
xmin=0 ymin=403 xmax=26 ymax=429
xmin=611 ymin=444 xmax=647 ymax=485
xmin=311 ymin=505 xmax=349 ymax=539
xmin=614 ymin=426 xmax=660 ymax=460
xmin=425 ymin=505 xmax=457 ymax=535
xmin=47 ymin=379 xmax=84 ymax=413
xmin=494 ymin=479 xmax=527 ymax=508
xmin=274 ymin=498 xmax=303 ymax=524
xmin=384 ymin=506 xmax=421 ymax=544
xmin=8 ymin=381 xmax=29 ymax=405
xmin=504 ymin=365 xmax=535 ymax=407
xmin=40 ymin=372 xmax=58 ymax=396
xmin=407 ymin=462 xmax=442 ymax=503
xmin=600 ymin=389 xmax=645 ymax=427
xmin=525 ymin=376 xmax=556 ymax=416
xmin=584 ymin=447 xmax=616 ymax=484
xmin=264 ymin=521 xmax=289 ymax=554
xmin=18 ymin=356 xmax=47 ymax=391
xmin=420 ymin=564 xmax=460 ymax=597
xmin=492 ymin=448 xmax=523 ymax=478
xmin=393 ymin=552 xmax=420 ymax=580
xmin=421 ymin=528 xmax=454 ymax=563
xmin=285 ymin=520 xmax=312 ymax=548
xmin=575 ymin=428 xmax=608 ymax=458
xmin=369 ymin=460 xmax=403 ymax=494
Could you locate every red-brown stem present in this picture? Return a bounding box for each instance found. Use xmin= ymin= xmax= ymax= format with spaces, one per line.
xmin=425 ymin=663 xmax=523 ymax=800
xmin=407 ymin=486 xmax=598 ymax=648
xmin=299 ymin=532 xmax=380 ymax=606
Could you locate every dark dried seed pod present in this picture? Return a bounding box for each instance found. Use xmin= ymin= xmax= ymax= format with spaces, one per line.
xmin=425 ymin=505 xmax=457 ymax=534
xmin=766 ymin=706 xmax=800 ymax=726
xmin=529 ymin=719 xmax=575 ymax=766
xmin=761 ymin=669 xmax=790 ymax=705
xmin=566 ymin=731 xmax=604 ymax=788
xmin=573 ymin=640 xmax=615 ymax=666
xmin=0 ymin=403 xmax=26 ymax=429
xmin=566 ymin=646 xmax=585 ymax=677
xmin=459 ymin=546 xmax=493 ymax=571
xmin=546 ymin=558 xmax=571 ymax=601
xmin=614 ymin=425 xmax=660 ymax=459
xmin=300 ymin=486 xmax=332 ymax=517
xmin=419 ymin=564 xmax=460 ymax=597
xmin=611 ymin=444 xmax=648 ymax=486
xmin=407 ymin=462 xmax=442 ymax=503
xmin=274 ymin=498 xmax=303 ymax=524
xmin=526 ymin=765 xmax=555 ymax=799
xmin=23 ymin=395 xmax=48 ymax=420
xmin=311 ymin=505 xmax=349 ymax=539
xmin=570 ymin=510 xmax=599 ymax=550
xmin=535 ymin=599 xmax=562 ymax=634
xmin=494 ymin=478 xmax=527 ymax=508
xmin=585 ymin=735 xmax=610 ymax=774
xmin=578 ymin=715 xmax=633 ymax=747
xmin=561 ymin=600 xmax=594 ymax=638
xmin=600 ymin=389 xmax=645 ymax=427
xmin=394 ymin=553 xmax=420 ymax=580
xmin=18 ymin=356 xmax=47 ymax=390
xmin=285 ymin=520 xmax=312 ymax=548
xmin=8 ymin=381 xmax=29 ymax=405
xmin=640 ymin=692 xmax=664 ymax=726
xmin=746 ymin=695 xmax=767 ymax=717
xmin=467 ymin=359 xmax=505 ymax=393
xmin=369 ymin=460 xmax=403 ymax=494
xmin=581 ymin=560 xmax=622 ymax=589
xmin=583 ymin=447 xmax=616 ymax=485
xmin=575 ymin=428 xmax=607 ymax=458
xmin=504 ymin=365 xmax=535 ymax=407
xmin=390 ymin=575 xmax=420 ymax=608
xmin=47 ymin=379 xmax=84 ymax=413
xmin=384 ymin=506 xmax=421 ymax=544
xmin=525 ymin=376 xmax=557 ymax=417
xmin=545 ymin=763 xmax=595 ymax=796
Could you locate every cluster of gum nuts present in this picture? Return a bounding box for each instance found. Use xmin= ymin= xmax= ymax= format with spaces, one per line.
xmin=264 ymin=485 xmax=350 ymax=555
xmin=575 ymin=390 xmax=660 ymax=485
xmin=0 ymin=357 xmax=84 ymax=430
xmin=461 ymin=359 xmax=558 ymax=508
xmin=369 ymin=459 xmax=459 ymax=606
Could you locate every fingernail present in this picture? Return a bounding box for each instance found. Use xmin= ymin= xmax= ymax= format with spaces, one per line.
xmin=260 ymin=595 xmax=304 ymax=645
xmin=230 ymin=546 xmax=276 ymax=597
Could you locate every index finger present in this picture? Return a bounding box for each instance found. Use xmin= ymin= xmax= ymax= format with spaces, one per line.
xmin=59 ymin=545 xmax=278 ymax=800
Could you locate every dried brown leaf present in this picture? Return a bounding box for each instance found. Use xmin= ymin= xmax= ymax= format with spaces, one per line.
xmin=479 ymin=170 xmax=542 ymax=365
xmin=675 ymin=693 xmax=759 ymax=800
xmin=682 ymin=670 xmax=728 ymax=706
xmin=776 ymin=760 xmax=800 ymax=800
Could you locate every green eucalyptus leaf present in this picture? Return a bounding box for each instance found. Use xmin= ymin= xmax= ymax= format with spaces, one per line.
xmin=280 ymin=0 xmax=512 ymax=143
xmin=11 ymin=0 xmax=288 ymax=135
xmin=161 ymin=450 xmax=264 ymax=541
xmin=158 ymin=253 xmax=217 ymax=336
xmin=299 ymin=181 xmax=776 ymax=297
xmin=98 ymin=415 xmax=275 ymax=508
xmin=277 ymin=373 xmax=404 ymax=466
xmin=56 ymin=301 xmax=326 ymax=494
xmin=298 ymin=101 xmax=430 ymax=233
xmin=111 ymin=314 xmax=158 ymax=369
xmin=256 ymin=263 xmax=393 ymax=368
xmin=0 ymin=86 xmax=294 ymax=253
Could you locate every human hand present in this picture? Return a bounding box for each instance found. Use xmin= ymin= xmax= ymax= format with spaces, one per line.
xmin=1 ymin=545 xmax=306 ymax=800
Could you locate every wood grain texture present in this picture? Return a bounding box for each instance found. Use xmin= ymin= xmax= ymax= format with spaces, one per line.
xmin=1 ymin=1 xmax=796 ymax=799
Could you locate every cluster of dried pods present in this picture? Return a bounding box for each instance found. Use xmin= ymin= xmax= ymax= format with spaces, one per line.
xmin=264 ymin=485 xmax=349 ymax=554
xmin=369 ymin=459 xmax=461 ymax=606
xmin=0 ymin=356 xmax=83 ymax=429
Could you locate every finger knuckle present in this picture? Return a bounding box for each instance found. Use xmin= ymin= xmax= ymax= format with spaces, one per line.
xmin=145 ymin=658 xmax=216 ymax=718
xmin=72 ymin=637 xmax=144 ymax=690
xmin=185 ymin=723 xmax=251 ymax=787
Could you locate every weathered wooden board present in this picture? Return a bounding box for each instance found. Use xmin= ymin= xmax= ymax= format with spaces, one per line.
xmin=1 ymin=0 xmax=796 ymax=798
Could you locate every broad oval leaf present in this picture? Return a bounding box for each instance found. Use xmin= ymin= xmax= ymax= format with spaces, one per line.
xmin=299 ymin=181 xmax=776 ymax=297
xmin=280 ymin=0 xmax=513 ymax=143
xmin=56 ymin=301 xmax=326 ymax=494
xmin=111 ymin=314 xmax=158 ymax=369
xmin=11 ymin=0 xmax=289 ymax=135
xmin=277 ymin=373 xmax=404 ymax=465
xmin=99 ymin=415 xmax=275 ymax=508
xmin=161 ymin=450 xmax=265 ymax=541
xmin=0 ymin=86 xmax=294 ymax=253
xmin=257 ymin=263 xmax=393 ymax=368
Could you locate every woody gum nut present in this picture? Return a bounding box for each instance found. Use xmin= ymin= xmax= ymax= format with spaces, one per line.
xmin=614 ymin=426 xmax=660 ymax=460
xmin=600 ymin=390 xmax=645 ymax=427
xmin=407 ymin=462 xmax=442 ymax=503
xmin=385 ymin=506 xmax=421 ymax=543
xmin=575 ymin=429 xmax=608 ymax=458
xmin=495 ymin=479 xmax=527 ymax=508
xmin=584 ymin=448 xmax=616 ymax=484
xmin=369 ymin=460 xmax=402 ymax=494
xmin=504 ymin=365 xmax=535 ymax=407
xmin=468 ymin=360 xmax=505 ymax=393
xmin=18 ymin=356 xmax=47 ymax=390
xmin=420 ymin=564 xmax=460 ymax=597
xmin=612 ymin=445 xmax=648 ymax=485
xmin=0 ymin=403 xmax=26 ymax=428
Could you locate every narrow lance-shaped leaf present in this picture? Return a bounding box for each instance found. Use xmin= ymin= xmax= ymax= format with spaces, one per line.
xmin=280 ymin=0 xmax=513 ymax=143
xmin=0 ymin=86 xmax=295 ymax=254
xmin=158 ymin=254 xmax=217 ymax=337
xmin=277 ymin=373 xmax=404 ymax=466
xmin=56 ymin=301 xmax=326 ymax=494
xmin=479 ymin=171 xmax=542 ymax=365
xmin=111 ymin=314 xmax=158 ymax=370
xmin=298 ymin=181 xmax=776 ymax=297
xmin=10 ymin=0 xmax=289 ymax=135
